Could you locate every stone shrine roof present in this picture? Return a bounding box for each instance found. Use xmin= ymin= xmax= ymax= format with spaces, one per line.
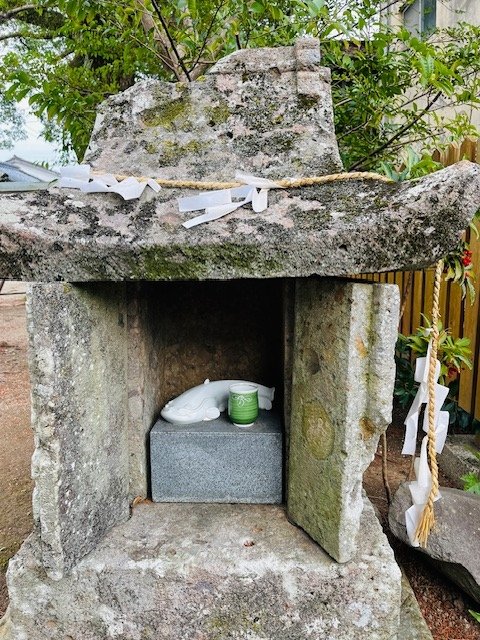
xmin=0 ymin=39 xmax=479 ymax=282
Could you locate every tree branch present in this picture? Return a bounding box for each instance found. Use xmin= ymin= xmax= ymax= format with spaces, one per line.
xmin=188 ymin=1 xmax=225 ymax=76
xmin=0 ymin=4 xmax=36 ymax=22
xmin=0 ymin=30 xmax=22 ymax=41
xmin=0 ymin=29 xmax=54 ymax=42
xmin=337 ymin=119 xmax=372 ymax=141
xmin=349 ymin=90 xmax=443 ymax=170
xmin=127 ymin=30 xmax=180 ymax=78
xmin=150 ymin=0 xmax=191 ymax=81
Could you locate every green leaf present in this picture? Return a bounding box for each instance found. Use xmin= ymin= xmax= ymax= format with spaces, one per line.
xmin=469 ymin=610 xmax=480 ymax=623
xmin=462 ymin=472 xmax=480 ymax=494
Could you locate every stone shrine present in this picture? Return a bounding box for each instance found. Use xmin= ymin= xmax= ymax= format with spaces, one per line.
xmin=1 ymin=38 xmax=479 ymax=639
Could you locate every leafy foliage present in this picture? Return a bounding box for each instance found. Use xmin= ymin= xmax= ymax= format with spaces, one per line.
xmin=0 ymin=93 xmax=25 ymax=149
xmin=462 ymin=471 xmax=480 ymax=494
xmin=1 ymin=1 xmax=480 ymax=160
xmin=469 ymin=609 xmax=480 ymax=624
xmin=378 ymin=146 xmax=442 ymax=181
xmin=402 ymin=316 xmax=472 ymax=384
xmin=443 ymin=239 xmax=476 ymax=305
xmin=394 ymin=317 xmax=473 ymax=430
xmin=461 ymin=447 xmax=480 ymax=494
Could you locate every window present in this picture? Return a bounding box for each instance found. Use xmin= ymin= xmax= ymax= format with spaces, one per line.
xmin=403 ymin=0 xmax=437 ymax=36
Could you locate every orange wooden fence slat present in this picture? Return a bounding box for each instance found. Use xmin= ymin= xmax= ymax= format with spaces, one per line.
xmin=439 ymin=269 xmax=448 ymax=328
xmin=423 ymin=268 xmax=435 ymax=329
xmin=457 ymin=233 xmax=480 ymax=417
xmin=411 ymin=271 xmax=424 ymax=332
xmin=402 ymin=271 xmax=414 ymax=336
xmin=447 ymin=278 xmax=463 ymax=344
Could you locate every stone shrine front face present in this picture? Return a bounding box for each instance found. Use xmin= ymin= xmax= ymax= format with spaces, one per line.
xmin=25 ymin=276 xmax=398 ymax=577
xmin=1 ymin=39 xmax=479 ymax=640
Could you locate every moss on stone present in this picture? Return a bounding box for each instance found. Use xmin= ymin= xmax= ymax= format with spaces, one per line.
xmin=298 ymin=94 xmax=318 ymax=109
xmin=207 ymin=611 xmax=262 ymax=639
xmin=130 ymin=244 xmax=282 ymax=280
xmin=158 ymin=139 xmax=210 ymax=165
xmin=145 ymin=141 xmax=158 ymax=155
xmin=205 ymin=102 xmax=230 ymax=125
xmin=143 ymin=97 xmax=193 ymax=131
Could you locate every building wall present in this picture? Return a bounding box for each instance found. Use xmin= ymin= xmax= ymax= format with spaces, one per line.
xmin=436 ymin=0 xmax=479 ymax=28
xmin=383 ymin=1 xmax=480 ymax=129
xmin=385 ymin=0 xmax=479 ymax=29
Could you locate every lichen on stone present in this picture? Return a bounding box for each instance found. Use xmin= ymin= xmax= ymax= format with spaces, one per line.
xmin=205 ymin=101 xmax=230 ymax=125
xmin=130 ymin=243 xmax=283 ymax=281
xmin=142 ymin=96 xmax=193 ymax=131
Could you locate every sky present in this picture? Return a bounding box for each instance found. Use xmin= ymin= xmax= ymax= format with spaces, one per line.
xmin=0 ymin=100 xmax=59 ymax=167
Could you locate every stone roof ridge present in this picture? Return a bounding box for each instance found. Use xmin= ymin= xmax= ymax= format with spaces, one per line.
xmin=84 ymin=38 xmax=342 ymax=182
xmin=1 ymin=41 xmax=480 ymax=282
xmin=207 ymin=37 xmax=322 ymax=76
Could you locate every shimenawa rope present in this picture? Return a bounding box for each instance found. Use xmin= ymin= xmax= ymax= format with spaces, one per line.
xmin=415 ymin=259 xmax=443 ymax=547
xmin=93 ymin=170 xmax=392 ymax=190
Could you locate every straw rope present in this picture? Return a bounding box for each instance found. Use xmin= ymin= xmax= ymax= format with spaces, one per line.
xmin=93 ymin=170 xmax=392 ymax=190
xmin=415 ymin=259 xmax=444 ymax=547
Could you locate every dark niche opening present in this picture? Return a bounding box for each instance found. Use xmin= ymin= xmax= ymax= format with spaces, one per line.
xmin=130 ymin=279 xmax=287 ymax=504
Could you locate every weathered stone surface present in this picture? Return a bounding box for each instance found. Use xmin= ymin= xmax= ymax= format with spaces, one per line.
xmin=27 ymin=283 xmax=130 ymax=579
xmin=4 ymin=500 xmax=402 ymax=640
xmin=86 ymin=38 xmax=342 ymax=182
xmin=1 ymin=39 xmax=479 ymax=282
xmin=150 ymin=412 xmax=283 ymax=503
xmin=439 ymin=434 xmax=480 ymax=488
xmin=126 ymin=284 xmax=165 ymax=499
xmin=0 ymin=162 xmax=478 ymax=282
xmin=398 ymin=572 xmax=433 ymax=640
xmin=288 ymin=280 xmax=399 ymax=562
xmin=389 ymin=483 xmax=480 ymax=603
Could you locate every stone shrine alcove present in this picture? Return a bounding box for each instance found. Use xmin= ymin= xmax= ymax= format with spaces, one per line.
xmin=1 ymin=38 xmax=479 ymax=639
xmin=132 ymin=278 xmax=285 ymax=505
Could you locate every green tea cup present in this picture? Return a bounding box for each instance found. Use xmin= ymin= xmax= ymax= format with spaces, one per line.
xmin=228 ymin=383 xmax=259 ymax=427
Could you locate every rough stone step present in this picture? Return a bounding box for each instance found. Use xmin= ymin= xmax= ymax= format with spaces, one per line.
xmin=4 ymin=500 xmax=402 ymax=640
xmin=398 ymin=572 xmax=433 ymax=640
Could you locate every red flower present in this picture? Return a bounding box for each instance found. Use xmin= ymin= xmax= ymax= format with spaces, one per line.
xmin=461 ymin=249 xmax=473 ymax=267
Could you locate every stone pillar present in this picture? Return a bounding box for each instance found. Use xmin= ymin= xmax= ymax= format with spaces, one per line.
xmin=126 ymin=284 xmax=165 ymax=500
xmin=287 ymin=279 xmax=399 ymax=562
xmin=27 ymin=283 xmax=129 ymax=579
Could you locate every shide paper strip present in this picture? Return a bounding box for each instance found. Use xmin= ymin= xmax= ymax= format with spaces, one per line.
xmin=180 ymin=172 xmax=284 ymax=228
xmin=57 ymin=166 xmax=284 ymax=222
xmin=57 ymin=165 xmax=161 ymax=200
xmin=401 ymin=333 xmax=450 ymax=546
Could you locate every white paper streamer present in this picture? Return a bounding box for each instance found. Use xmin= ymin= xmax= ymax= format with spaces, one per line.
xmin=57 ymin=165 xmax=161 ymax=201
xmin=57 ymin=166 xmax=285 ymax=220
xmin=180 ymin=172 xmax=283 ymax=228
xmin=401 ymin=332 xmax=449 ymax=546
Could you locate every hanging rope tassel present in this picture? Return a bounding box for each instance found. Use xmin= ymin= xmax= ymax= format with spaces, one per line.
xmin=415 ymin=259 xmax=443 ymax=547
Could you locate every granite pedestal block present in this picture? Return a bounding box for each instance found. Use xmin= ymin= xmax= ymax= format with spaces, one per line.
xmin=150 ymin=411 xmax=283 ymax=503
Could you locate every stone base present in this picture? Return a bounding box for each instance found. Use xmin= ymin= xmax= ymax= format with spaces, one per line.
xmin=4 ymin=499 xmax=401 ymax=640
xmin=439 ymin=434 xmax=480 ymax=488
xmin=150 ymin=411 xmax=283 ymax=503
xmin=398 ymin=572 xmax=433 ymax=640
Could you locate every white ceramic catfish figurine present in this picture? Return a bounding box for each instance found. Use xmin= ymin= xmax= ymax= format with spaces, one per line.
xmin=161 ymin=379 xmax=275 ymax=425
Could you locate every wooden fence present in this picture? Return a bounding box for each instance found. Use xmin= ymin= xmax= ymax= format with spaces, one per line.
xmin=357 ymin=138 xmax=480 ymax=420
